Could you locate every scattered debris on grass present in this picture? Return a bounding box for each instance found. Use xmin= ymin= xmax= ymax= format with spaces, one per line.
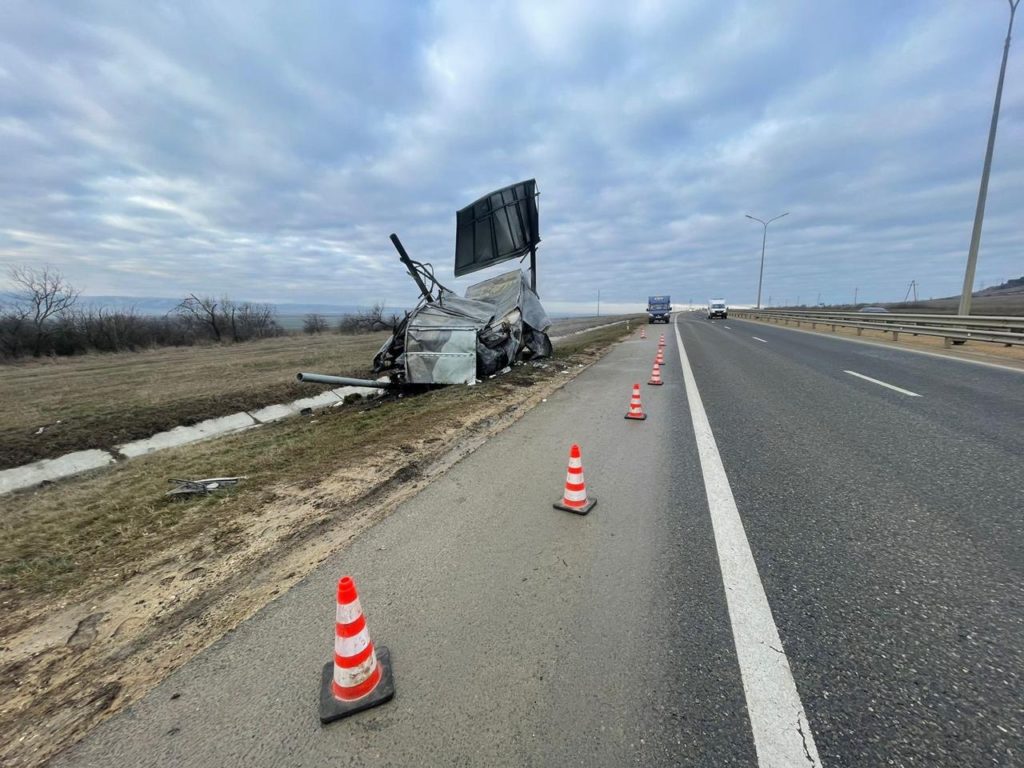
xmin=166 ymin=476 xmax=247 ymax=498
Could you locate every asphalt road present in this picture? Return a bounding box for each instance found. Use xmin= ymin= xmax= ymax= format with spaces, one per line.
xmin=55 ymin=314 xmax=1023 ymax=767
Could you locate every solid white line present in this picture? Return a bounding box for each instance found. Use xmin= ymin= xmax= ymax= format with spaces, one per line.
xmin=724 ymin=325 xmax=732 ymax=330
xmin=752 ymin=336 xmax=768 ymax=343
xmin=674 ymin=319 xmax=822 ymax=767
xmin=844 ymin=370 xmax=921 ymax=397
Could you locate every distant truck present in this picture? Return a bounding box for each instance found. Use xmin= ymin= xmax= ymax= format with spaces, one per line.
xmin=707 ymin=299 xmax=728 ymax=319
xmin=647 ymin=295 xmax=672 ymax=324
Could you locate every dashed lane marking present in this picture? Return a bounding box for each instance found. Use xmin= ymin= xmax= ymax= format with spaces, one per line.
xmin=844 ymin=370 xmax=921 ymax=397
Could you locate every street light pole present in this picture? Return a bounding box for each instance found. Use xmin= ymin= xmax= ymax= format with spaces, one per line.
xmin=746 ymin=212 xmax=789 ymax=309
xmin=959 ymin=0 xmax=1019 ymax=316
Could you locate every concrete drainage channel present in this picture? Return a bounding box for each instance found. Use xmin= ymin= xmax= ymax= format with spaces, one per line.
xmin=0 ymin=384 xmax=383 ymax=496
xmin=1 ymin=320 xmax=635 ymax=496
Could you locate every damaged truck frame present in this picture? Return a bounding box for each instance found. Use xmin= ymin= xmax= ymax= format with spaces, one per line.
xmin=298 ymin=179 xmax=553 ymax=391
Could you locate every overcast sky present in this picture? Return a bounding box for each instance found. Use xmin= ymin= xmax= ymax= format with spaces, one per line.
xmin=1 ymin=1 xmax=1021 ymax=313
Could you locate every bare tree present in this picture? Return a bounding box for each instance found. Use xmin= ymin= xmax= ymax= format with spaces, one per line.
xmin=174 ymin=294 xmax=222 ymax=341
xmin=303 ymin=313 xmax=329 ymax=334
xmin=235 ymin=302 xmax=279 ymax=339
xmin=5 ymin=266 xmax=80 ymax=356
xmin=336 ymin=303 xmax=401 ymax=334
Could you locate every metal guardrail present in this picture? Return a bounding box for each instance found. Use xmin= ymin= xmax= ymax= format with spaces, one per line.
xmin=731 ymin=309 xmax=1024 ymax=348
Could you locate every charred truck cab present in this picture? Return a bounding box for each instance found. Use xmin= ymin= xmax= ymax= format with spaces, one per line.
xmin=301 ymin=180 xmax=553 ymax=389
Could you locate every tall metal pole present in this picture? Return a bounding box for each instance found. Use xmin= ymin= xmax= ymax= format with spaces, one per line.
xmin=960 ymin=0 xmax=1019 ymax=316
xmin=597 ymin=289 xmax=601 ymax=317
xmin=529 ymin=244 xmax=538 ymax=295
xmin=746 ymin=212 xmax=789 ymax=309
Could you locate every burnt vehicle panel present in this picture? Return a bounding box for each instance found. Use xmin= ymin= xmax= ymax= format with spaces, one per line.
xmin=303 ymin=180 xmax=551 ymax=388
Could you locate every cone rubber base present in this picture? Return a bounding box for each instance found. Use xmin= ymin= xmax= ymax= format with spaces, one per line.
xmin=647 ymin=380 xmax=663 ymax=386
xmin=624 ymin=413 xmax=647 ymax=420
xmin=553 ymin=497 xmax=596 ymax=515
xmin=319 ymin=646 xmax=395 ymax=724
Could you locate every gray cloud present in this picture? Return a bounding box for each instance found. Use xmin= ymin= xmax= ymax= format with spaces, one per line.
xmin=1 ymin=0 xmax=1021 ymax=312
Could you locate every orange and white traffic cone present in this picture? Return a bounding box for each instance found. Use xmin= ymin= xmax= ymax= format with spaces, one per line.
xmin=319 ymin=576 xmax=395 ymax=723
xmin=640 ymin=327 xmax=646 ymax=339
xmin=624 ymin=383 xmax=647 ymax=420
xmin=658 ymin=334 xmax=665 ymax=347
xmin=648 ymin=361 xmax=663 ymax=385
xmin=553 ymin=443 xmax=596 ymax=515
xmin=656 ymin=350 xmax=664 ymax=365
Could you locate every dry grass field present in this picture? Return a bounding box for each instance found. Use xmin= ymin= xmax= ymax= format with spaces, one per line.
xmin=0 ymin=332 xmax=390 ymax=469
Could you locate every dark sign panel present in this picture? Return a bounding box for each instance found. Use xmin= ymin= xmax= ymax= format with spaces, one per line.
xmin=455 ymin=179 xmax=539 ymax=277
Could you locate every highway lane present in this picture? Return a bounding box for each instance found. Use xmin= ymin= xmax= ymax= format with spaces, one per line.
xmin=54 ymin=331 xmax=760 ymax=767
xmin=710 ymin=314 xmax=1024 ymax=459
xmin=678 ymin=313 xmax=1023 ymax=766
xmin=53 ymin=316 xmax=1023 ymax=767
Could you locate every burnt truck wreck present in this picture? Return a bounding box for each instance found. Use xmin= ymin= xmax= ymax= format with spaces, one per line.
xmin=298 ymin=179 xmax=552 ymax=389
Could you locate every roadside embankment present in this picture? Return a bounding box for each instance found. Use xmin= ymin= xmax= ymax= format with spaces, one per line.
xmin=0 ymin=321 xmax=634 ymax=768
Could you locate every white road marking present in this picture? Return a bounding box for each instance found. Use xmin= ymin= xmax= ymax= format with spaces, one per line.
xmin=752 ymin=336 xmax=768 ymax=343
xmin=724 ymin=325 xmax=732 ymax=330
xmin=743 ymin=317 xmax=1024 ymax=375
xmin=844 ymin=370 xmax=921 ymax=397
xmin=674 ymin=319 xmax=822 ymax=767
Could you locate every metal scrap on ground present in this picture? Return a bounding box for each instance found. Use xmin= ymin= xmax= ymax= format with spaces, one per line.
xmin=166 ymin=476 xmax=247 ymax=497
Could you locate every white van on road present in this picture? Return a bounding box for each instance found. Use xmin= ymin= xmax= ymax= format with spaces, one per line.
xmin=707 ymin=299 xmax=728 ymax=319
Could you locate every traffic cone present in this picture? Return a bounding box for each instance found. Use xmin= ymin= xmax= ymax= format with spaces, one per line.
xmin=553 ymin=443 xmax=596 ymax=515
xmin=319 ymin=576 xmax=395 ymax=724
xmin=658 ymin=334 xmax=665 ymax=346
xmin=648 ymin=361 xmax=664 ymax=385
xmin=640 ymin=328 xmax=646 ymax=339
xmin=624 ymin=383 xmax=647 ymax=420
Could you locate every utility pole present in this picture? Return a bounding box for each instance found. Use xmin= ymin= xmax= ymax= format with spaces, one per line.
xmin=854 ymin=287 xmax=858 ymax=306
xmin=746 ymin=212 xmax=789 ymax=309
xmin=959 ymin=0 xmax=1019 ymax=316
xmin=597 ymin=289 xmax=601 ymax=317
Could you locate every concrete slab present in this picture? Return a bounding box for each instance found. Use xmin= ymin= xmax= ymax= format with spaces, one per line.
xmin=287 ymin=392 xmax=342 ymax=412
xmin=248 ymin=403 xmax=296 ymax=423
xmin=117 ymin=412 xmax=257 ymax=459
xmin=0 ymin=449 xmax=116 ymax=495
xmin=3 ymin=386 xmax=382 ymax=495
xmin=330 ymin=386 xmax=383 ymax=404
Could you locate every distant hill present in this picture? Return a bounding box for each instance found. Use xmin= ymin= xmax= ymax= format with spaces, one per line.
xmin=975 ymin=276 xmax=1024 ymax=297
xmin=80 ymin=296 xmax=383 ymax=316
xmin=79 ymin=295 xmax=591 ymax=319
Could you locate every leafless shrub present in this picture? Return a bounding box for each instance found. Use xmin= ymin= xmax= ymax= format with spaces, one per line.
xmin=303 ymin=313 xmax=329 ymax=334
xmin=336 ymin=303 xmax=401 ymax=335
xmin=0 ymin=271 xmax=283 ymax=361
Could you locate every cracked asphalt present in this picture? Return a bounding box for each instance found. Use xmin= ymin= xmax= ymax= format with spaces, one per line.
xmin=54 ymin=314 xmax=1023 ymax=767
